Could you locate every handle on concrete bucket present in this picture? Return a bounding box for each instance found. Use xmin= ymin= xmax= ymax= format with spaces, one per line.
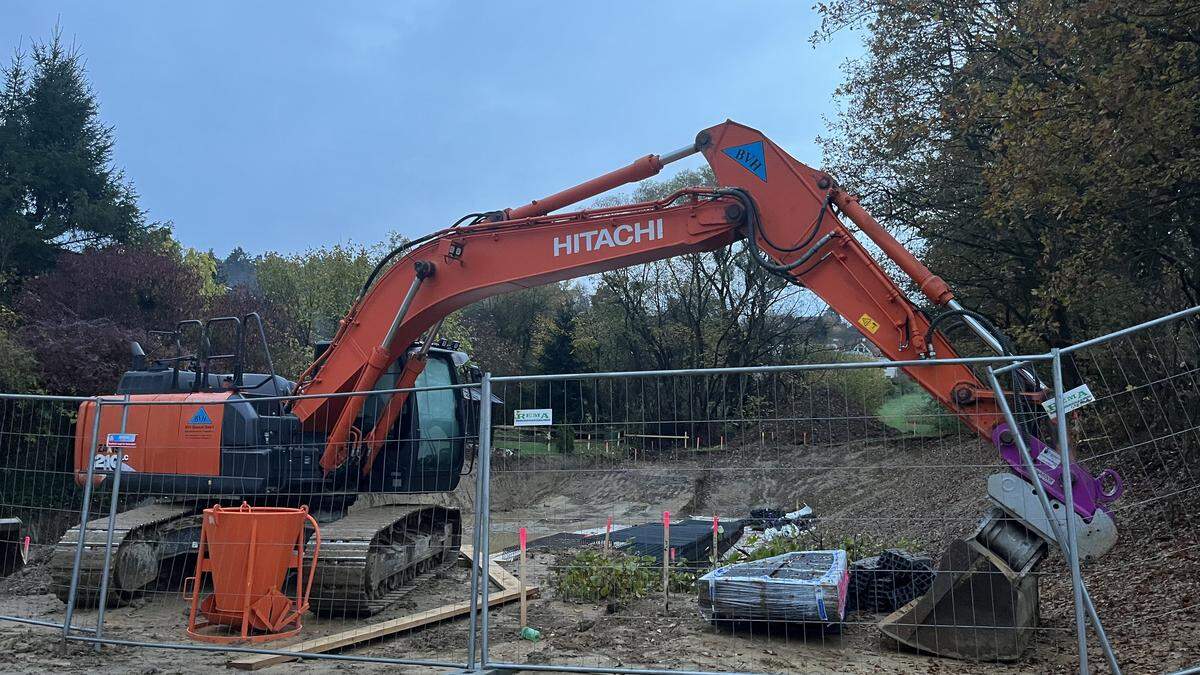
xmin=296 ymin=513 xmax=321 ymax=613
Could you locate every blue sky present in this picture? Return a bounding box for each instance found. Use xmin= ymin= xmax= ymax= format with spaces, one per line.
xmin=2 ymin=2 xmax=863 ymax=257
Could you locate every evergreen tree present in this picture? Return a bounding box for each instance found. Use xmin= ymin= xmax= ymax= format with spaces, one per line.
xmin=536 ymin=303 xmax=584 ymax=375
xmin=0 ymin=28 xmax=152 ymax=298
xmin=536 ymin=302 xmax=587 ymax=425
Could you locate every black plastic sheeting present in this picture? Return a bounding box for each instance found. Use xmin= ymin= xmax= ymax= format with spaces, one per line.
xmin=603 ymin=519 xmax=746 ymax=564
xmin=496 ymin=518 xmax=747 ymax=564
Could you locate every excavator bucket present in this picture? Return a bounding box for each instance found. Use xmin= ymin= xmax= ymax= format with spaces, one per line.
xmin=0 ymin=518 xmax=26 ymax=577
xmin=879 ymin=510 xmax=1045 ymax=661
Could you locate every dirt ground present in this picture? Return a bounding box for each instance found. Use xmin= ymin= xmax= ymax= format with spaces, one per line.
xmin=1 ymin=431 xmax=1197 ymax=674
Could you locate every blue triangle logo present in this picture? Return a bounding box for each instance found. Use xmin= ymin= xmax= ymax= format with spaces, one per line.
xmin=722 ymin=141 xmax=767 ymax=182
xmin=188 ymin=407 xmax=212 ymax=425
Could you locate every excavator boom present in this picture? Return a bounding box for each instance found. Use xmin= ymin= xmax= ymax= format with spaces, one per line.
xmin=294 ymin=121 xmax=1008 ymax=467
xmin=292 ymin=120 xmax=1114 ymax=519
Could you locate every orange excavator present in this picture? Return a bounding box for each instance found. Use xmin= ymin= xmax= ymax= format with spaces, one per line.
xmin=54 ymin=120 xmax=1121 ymax=658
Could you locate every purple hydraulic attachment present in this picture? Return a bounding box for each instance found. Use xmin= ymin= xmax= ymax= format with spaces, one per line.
xmin=992 ymin=422 xmax=1123 ymax=521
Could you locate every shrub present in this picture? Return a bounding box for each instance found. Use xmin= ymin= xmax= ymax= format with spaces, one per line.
xmin=553 ymin=424 xmax=575 ymax=454
xmin=552 ymin=550 xmax=657 ymax=602
xmin=735 ymin=529 xmax=926 ymax=563
xmin=552 ymin=549 xmax=698 ymax=602
xmin=916 ymin=397 xmax=965 ymax=436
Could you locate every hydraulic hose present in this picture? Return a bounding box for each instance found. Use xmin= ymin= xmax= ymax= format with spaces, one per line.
xmin=359 ymin=212 xmax=487 ymax=299
xmin=923 ymin=308 xmax=1015 ymax=358
xmin=718 ymin=187 xmax=836 ymax=277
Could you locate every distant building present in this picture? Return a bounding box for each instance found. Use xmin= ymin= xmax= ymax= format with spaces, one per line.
xmin=848 ymin=341 xmax=875 ymax=357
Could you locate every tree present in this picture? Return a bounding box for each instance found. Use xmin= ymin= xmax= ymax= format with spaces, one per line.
xmin=815 ymin=0 xmax=1200 ymax=348
xmin=536 ymin=302 xmax=585 ymax=375
xmin=218 ymin=246 xmax=259 ymax=292
xmin=15 ymin=246 xmax=209 ymax=394
xmin=592 ymin=167 xmax=821 ymax=370
xmin=254 ymin=237 xmax=472 ymax=378
xmin=256 ymin=242 xmax=382 ymax=345
xmin=459 ymin=284 xmax=576 ymax=374
xmin=0 ymin=28 xmax=159 ymax=300
xmin=535 ymin=300 xmax=588 ymax=423
xmin=578 ymin=167 xmax=827 ymax=437
xmin=0 ymin=306 xmax=38 ymax=392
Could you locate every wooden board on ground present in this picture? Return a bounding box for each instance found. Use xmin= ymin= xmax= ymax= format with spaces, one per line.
xmin=461 ymin=543 xmax=520 ymax=590
xmin=227 ymin=546 xmax=535 ymax=671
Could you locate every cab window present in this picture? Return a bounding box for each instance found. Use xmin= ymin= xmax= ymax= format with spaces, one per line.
xmin=412 ymin=357 xmax=460 ymax=481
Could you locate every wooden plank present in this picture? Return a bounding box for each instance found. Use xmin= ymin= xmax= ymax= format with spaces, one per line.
xmin=485 ymin=558 xmax=520 ymax=590
xmin=460 ymin=543 xmax=520 ymax=590
xmin=228 ymin=548 xmax=532 ymax=670
xmin=228 ymin=585 xmax=537 ymax=670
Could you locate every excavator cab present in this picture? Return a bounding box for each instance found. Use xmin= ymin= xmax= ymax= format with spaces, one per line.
xmin=358 ymin=342 xmax=472 ymax=494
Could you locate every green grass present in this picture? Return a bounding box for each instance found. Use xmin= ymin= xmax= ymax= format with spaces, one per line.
xmin=492 ymin=433 xmax=628 ymax=457
xmin=876 ymin=392 xmax=953 ymax=437
xmin=494 ymin=439 xmax=557 ymax=455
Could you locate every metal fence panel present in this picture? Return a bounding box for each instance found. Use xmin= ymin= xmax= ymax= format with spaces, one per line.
xmin=0 ymin=384 xmax=484 ymax=670
xmin=1052 ymin=309 xmax=1200 ymax=673
xmin=2 ymin=305 xmax=1198 ymax=673
xmin=478 ymin=356 xmax=1090 ymax=673
xmin=0 ymin=393 xmax=96 ymax=636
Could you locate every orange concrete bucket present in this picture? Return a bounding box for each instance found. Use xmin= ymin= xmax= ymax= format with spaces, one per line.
xmin=184 ymin=503 xmax=320 ymax=643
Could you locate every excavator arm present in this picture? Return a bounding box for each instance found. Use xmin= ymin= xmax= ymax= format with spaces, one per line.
xmin=292 ymin=120 xmax=1112 ymax=521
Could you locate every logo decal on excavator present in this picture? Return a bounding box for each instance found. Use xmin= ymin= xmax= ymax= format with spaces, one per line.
xmin=552 ymin=219 xmax=664 ymax=257
xmin=183 ymin=405 xmax=216 ymax=440
xmin=722 ymin=141 xmax=767 ymax=182
xmin=188 ymin=407 xmax=213 ymax=425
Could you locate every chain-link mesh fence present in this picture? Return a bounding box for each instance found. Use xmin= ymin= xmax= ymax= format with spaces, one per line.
xmin=478 ymin=357 xmax=1085 ymax=674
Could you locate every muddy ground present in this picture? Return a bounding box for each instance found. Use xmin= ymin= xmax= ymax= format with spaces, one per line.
xmin=0 ymin=431 xmax=1196 ymax=674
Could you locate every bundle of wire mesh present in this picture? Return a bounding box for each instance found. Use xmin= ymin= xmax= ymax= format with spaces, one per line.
xmin=697 ymin=550 xmax=848 ymax=624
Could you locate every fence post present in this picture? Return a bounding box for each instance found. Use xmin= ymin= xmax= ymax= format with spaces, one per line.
xmin=62 ymin=397 xmax=104 ymax=640
xmin=478 ymin=372 xmax=495 ymax=668
xmin=662 ymin=511 xmax=670 ymax=608
xmin=93 ymin=393 xmax=131 ymax=649
xmin=1052 ymin=349 xmax=1092 ymax=675
xmin=466 ymin=381 xmax=488 ymax=670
